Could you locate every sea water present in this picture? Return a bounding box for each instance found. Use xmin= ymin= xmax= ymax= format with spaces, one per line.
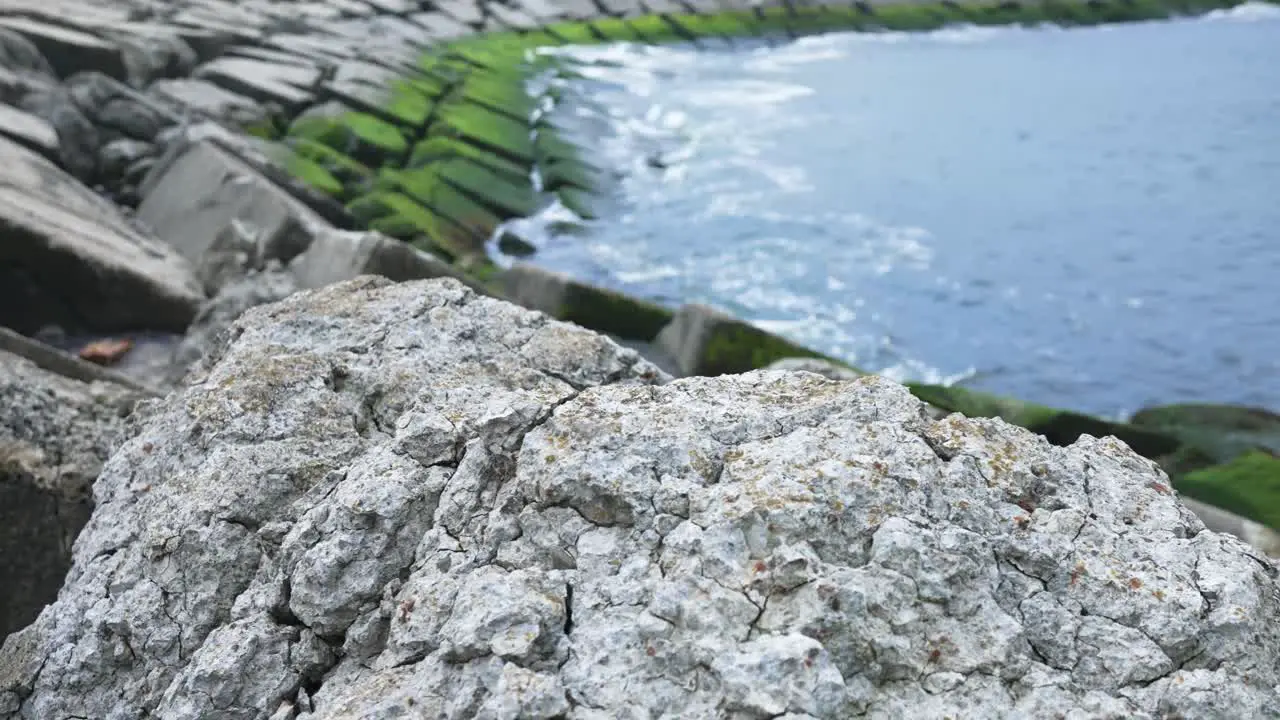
xmin=513 ymin=5 xmax=1280 ymax=418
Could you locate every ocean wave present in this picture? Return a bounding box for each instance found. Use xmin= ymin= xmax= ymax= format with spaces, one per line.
xmin=1201 ymin=1 xmax=1280 ymax=22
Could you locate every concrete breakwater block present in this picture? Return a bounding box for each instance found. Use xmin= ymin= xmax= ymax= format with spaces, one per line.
xmin=655 ymin=302 xmax=844 ymax=378
xmin=288 ymin=229 xmax=489 ymax=295
xmin=136 ymin=138 xmax=327 ymax=279
xmin=498 ymin=262 xmax=673 ymax=340
xmin=0 ymin=104 xmax=59 ymax=162
xmin=0 ymin=16 xmax=127 ymax=82
xmin=0 ymin=135 xmax=204 ymax=336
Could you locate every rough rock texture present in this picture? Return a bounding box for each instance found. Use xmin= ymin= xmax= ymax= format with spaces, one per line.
xmin=3 ymin=277 xmax=1277 ymax=720
xmin=165 ymin=263 xmax=299 ymax=386
xmin=766 ymin=356 xmax=862 ymax=382
xmin=0 ymin=350 xmax=144 ymax=639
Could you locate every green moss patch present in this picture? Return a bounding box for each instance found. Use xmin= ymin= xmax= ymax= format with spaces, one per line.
xmin=454 ymin=72 xmax=541 ymax=121
xmin=695 ymin=318 xmax=854 ymax=377
xmin=380 ymin=80 xmax=439 ymax=128
xmin=277 ymin=150 xmax=344 ymax=199
xmin=622 ymin=15 xmax=694 ymax=43
xmin=1129 ymin=403 xmax=1280 ymax=482
xmin=433 ymin=157 xmax=543 ymax=218
xmin=1130 ymin=404 xmax=1280 ymax=455
xmin=1176 ymin=451 xmax=1280 ymax=531
xmin=347 ymin=190 xmax=478 ymax=260
xmin=376 ymin=167 xmax=508 ymax=252
xmin=589 ymin=16 xmax=650 ymax=42
xmin=869 ymin=4 xmax=958 ymax=31
xmin=289 ymin=112 xmax=409 ymax=167
xmin=560 ymin=282 xmax=675 ymax=341
xmin=287 ymin=138 xmax=373 ymax=187
xmin=430 ymin=102 xmax=537 ymax=165
xmin=407 ymin=136 xmax=530 ymax=181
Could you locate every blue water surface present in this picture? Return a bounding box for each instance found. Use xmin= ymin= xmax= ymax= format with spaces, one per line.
xmin=519 ymin=5 xmax=1280 ymax=418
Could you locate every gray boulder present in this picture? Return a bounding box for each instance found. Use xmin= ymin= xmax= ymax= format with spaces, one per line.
xmin=65 ymin=71 xmax=182 ymax=145
xmin=17 ymin=85 xmax=100 ymax=181
xmin=0 ymin=349 xmax=144 ymax=640
xmin=2 ymin=277 xmax=1277 ymax=720
xmin=0 ymin=102 xmax=59 ymax=162
xmin=0 ymin=28 xmax=54 ymax=77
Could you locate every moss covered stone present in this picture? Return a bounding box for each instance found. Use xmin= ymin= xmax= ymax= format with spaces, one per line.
xmin=1129 ymin=403 xmax=1280 ymax=483
xmin=430 ymin=103 xmax=537 ymax=165
xmin=382 ymin=80 xmax=438 ymax=128
xmin=289 ymin=112 xmax=409 ymax=167
xmin=699 ymin=322 xmax=834 ymax=376
xmin=347 ymin=190 xmax=477 ymax=260
xmin=407 ymin=136 xmax=530 ymax=180
xmin=907 ymin=384 xmax=1182 ymax=459
xmin=434 ymin=157 xmax=543 ymax=218
xmin=559 ymin=283 xmax=674 ymax=342
xmin=1176 ymin=451 xmax=1280 ymax=531
xmin=1130 ymin=404 xmax=1280 ymax=455
xmin=277 ymin=151 xmax=344 ymax=199
xmin=283 ymin=138 xmax=374 ymax=199
xmin=375 ymin=167 xmax=507 ymax=253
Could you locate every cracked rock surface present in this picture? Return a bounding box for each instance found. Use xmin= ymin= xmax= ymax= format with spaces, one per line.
xmin=2 ymin=276 xmax=1278 ymax=719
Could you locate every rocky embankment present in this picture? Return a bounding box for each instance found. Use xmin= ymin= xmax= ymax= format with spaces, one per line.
xmin=3 ymin=276 xmax=1280 ymax=719
xmin=1 ymin=0 xmax=1279 ymax=715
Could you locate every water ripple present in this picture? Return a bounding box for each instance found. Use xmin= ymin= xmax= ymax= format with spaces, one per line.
xmin=531 ymin=14 xmax=1280 ymax=415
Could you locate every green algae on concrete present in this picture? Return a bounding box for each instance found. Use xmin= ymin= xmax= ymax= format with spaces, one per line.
xmin=290 ymin=111 xmax=410 ymax=168
xmin=907 ymin=383 xmax=1183 ymax=459
xmin=1176 ymin=450 xmax=1280 ymax=531
xmin=1128 ymin=403 xmax=1280 ymax=506
xmin=275 ymin=138 xmax=375 ymax=202
xmin=496 ymin=262 xmax=674 ymax=342
xmin=1129 ymin=403 xmax=1280 ymax=461
xmin=275 ymin=38 xmax=611 ymax=269
xmin=701 ymin=323 xmax=836 ymax=376
xmin=559 ymin=284 xmax=674 ymax=342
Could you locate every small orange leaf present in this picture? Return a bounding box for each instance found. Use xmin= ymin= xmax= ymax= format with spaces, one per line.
xmin=78 ymin=338 xmax=133 ymax=366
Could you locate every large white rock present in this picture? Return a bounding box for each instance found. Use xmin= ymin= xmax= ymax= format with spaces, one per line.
xmin=2 ymin=277 xmax=1276 ymax=720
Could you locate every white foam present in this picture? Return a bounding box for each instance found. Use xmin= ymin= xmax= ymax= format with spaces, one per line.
xmin=1202 ymin=0 xmax=1280 ymax=22
xmin=745 ymin=35 xmax=849 ymax=72
xmin=878 ymin=359 xmax=978 ymax=387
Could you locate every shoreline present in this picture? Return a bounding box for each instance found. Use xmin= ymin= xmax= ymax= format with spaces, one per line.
xmin=264 ymin=0 xmax=1280 ymax=529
